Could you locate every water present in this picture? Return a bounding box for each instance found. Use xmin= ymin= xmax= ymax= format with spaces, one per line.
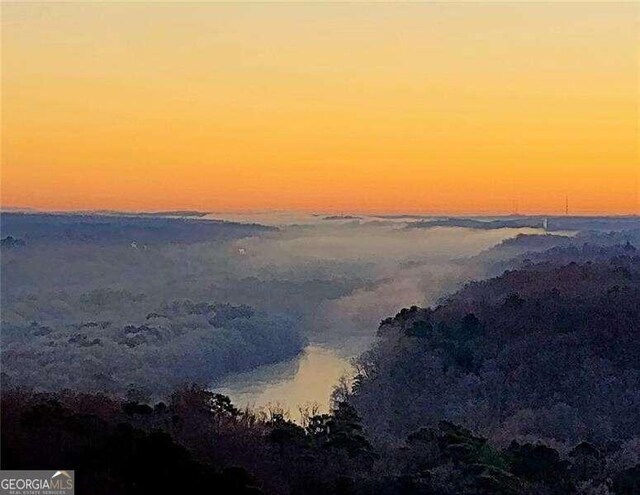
xmin=206 ymin=223 xmax=549 ymax=417
xmin=212 ymin=337 xmax=374 ymax=416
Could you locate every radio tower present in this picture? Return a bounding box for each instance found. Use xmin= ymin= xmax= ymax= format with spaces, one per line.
xmin=565 ymin=195 xmax=569 ymax=216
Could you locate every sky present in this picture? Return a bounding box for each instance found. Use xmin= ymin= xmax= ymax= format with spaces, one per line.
xmin=2 ymin=2 xmax=638 ymax=215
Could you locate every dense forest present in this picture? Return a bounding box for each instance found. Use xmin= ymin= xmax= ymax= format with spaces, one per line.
xmin=354 ymin=248 xmax=640 ymax=444
xmin=2 ymin=386 xmax=639 ymax=494
xmin=1 ymin=300 xmax=304 ymax=394
xmin=2 ymin=238 xmax=639 ymax=494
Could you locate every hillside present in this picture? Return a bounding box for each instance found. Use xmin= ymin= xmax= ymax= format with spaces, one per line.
xmin=351 ymin=248 xmax=640 ymax=446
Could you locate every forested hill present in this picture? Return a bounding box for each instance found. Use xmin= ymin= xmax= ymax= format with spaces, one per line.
xmin=476 ymin=228 xmax=640 ymax=275
xmin=352 ymin=248 xmax=640 ymax=445
xmin=0 ymin=212 xmax=274 ymax=246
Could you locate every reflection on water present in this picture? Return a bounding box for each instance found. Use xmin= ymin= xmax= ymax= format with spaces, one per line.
xmin=212 ymin=339 xmax=372 ymax=415
xmin=207 ymin=224 xmax=547 ymax=417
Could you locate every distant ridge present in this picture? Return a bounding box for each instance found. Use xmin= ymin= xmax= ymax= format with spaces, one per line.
xmin=1 ymin=208 xmax=211 ymax=218
xmin=0 ymin=211 xmax=276 ymax=246
xmin=89 ymin=210 xmax=211 ymax=218
xmin=408 ymin=215 xmax=640 ymax=232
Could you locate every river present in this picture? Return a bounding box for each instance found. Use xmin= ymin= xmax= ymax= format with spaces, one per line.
xmin=212 ymin=337 xmax=375 ymax=417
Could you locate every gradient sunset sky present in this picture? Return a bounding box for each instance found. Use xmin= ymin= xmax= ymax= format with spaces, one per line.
xmin=2 ymin=2 xmax=638 ymax=215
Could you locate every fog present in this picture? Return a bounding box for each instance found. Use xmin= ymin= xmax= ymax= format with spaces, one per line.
xmin=224 ymin=221 xmax=544 ymax=339
xmin=1 ymin=212 xmax=543 ymax=396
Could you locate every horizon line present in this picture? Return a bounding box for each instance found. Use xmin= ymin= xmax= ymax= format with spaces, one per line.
xmin=1 ymin=206 xmax=638 ymax=219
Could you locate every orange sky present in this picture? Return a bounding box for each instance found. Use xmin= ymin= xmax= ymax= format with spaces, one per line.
xmin=2 ymin=2 xmax=638 ymax=215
